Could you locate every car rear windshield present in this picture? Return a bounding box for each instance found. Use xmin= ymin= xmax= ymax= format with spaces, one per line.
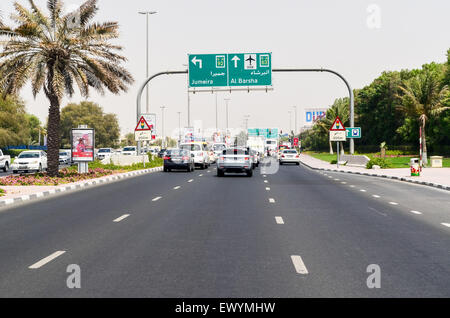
xmin=213 ymin=144 xmax=226 ymax=151
xmin=99 ymin=149 xmax=111 ymax=153
xmin=223 ymin=149 xmax=249 ymax=155
xmin=166 ymin=149 xmax=187 ymax=156
xmin=18 ymin=153 xmax=39 ymax=159
xmin=123 ymin=147 xmax=136 ymax=151
xmin=180 ymin=144 xmax=201 ymax=151
xmin=283 ymin=150 xmax=297 ymax=154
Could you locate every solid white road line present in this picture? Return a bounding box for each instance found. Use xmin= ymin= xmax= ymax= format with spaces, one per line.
xmin=113 ymin=214 xmax=130 ymax=222
xmin=372 ymin=195 xmax=380 ymax=198
xmin=410 ymin=210 xmax=422 ymax=215
xmin=291 ymin=255 xmax=308 ymax=275
xmin=152 ymin=196 xmax=162 ymax=201
xmin=441 ymin=223 xmax=450 ymax=228
xmin=269 ymin=198 xmax=275 ymax=203
xmin=389 ymin=202 xmax=398 ymax=205
xmin=174 ymin=186 xmax=181 ymax=190
xmin=29 ymin=251 xmax=66 ymax=269
xmin=275 ymin=217 xmax=284 ymax=224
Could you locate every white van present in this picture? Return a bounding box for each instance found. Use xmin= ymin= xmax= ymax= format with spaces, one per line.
xmin=179 ymin=143 xmax=210 ymax=169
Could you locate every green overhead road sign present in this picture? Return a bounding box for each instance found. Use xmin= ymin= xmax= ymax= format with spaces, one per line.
xmin=188 ymin=53 xmax=272 ymax=88
xmin=346 ymin=127 xmax=361 ymax=138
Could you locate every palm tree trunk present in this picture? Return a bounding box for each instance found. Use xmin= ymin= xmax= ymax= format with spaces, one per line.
xmin=422 ymin=122 xmax=428 ymax=165
xmin=329 ymin=140 xmax=334 ymax=154
xmin=46 ymin=95 xmax=61 ymax=177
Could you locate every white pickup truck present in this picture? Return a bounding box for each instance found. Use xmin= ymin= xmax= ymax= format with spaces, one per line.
xmin=0 ymin=149 xmax=11 ymax=172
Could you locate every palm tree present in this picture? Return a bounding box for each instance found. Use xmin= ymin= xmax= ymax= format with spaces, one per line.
xmin=0 ymin=0 xmax=133 ymax=176
xmin=316 ymin=98 xmax=350 ymax=154
xmin=396 ymin=68 xmax=449 ymax=165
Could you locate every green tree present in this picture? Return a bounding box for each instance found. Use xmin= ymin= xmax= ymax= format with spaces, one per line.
xmin=26 ymin=114 xmax=43 ymax=145
xmin=120 ymin=133 xmax=136 ymax=148
xmin=396 ymin=63 xmax=449 ymax=164
xmin=60 ymin=101 xmax=120 ymax=148
xmin=0 ymin=95 xmax=30 ymax=147
xmin=0 ymin=0 xmax=133 ymax=176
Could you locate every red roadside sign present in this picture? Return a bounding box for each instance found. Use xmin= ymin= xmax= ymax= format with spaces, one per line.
xmin=135 ymin=116 xmax=152 ymax=131
xmin=293 ymin=138 xmax=299 ymax=147
xmin=330 ymin=116 xmax=346 ymax=131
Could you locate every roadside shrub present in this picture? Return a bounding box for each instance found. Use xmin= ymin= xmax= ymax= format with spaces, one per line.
xmin=366 ymin=158 xmax=390 ymax=169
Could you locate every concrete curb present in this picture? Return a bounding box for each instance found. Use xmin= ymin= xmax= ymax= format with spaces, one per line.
xmin=300 ymin=161 xmax=450 ymax=192
xmin=0 ymin=166 xmax=164 ymax=208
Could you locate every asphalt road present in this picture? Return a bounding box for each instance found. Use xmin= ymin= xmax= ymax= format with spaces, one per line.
xmin=0 ymin=163 xmax=449 ymax=297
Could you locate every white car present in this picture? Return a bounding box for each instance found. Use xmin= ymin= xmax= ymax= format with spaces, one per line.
xmin=279 ymin=149 xmax=300 ymax=165
xmin=179 ymin=143 xmax=210 ymax=169
xmin=59 ymin=149 xmax=71 ymax=165
xmin=11 ymin=150 xmax=48 ymax=173
xmin=0 ymin=149 xmax=11 ymax=172
xmin=97 ymin=148 xmax=114 ymax=160
xmin=122 ymin=146 xmax=137 ymax=156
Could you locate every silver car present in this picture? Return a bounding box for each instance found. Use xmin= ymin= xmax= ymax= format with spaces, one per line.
xmin=217 ymin=148 xmax=253 ymax=177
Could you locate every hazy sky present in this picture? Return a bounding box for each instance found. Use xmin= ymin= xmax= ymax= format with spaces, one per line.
xmin=1 ymin=0 xmax=449 ymax=138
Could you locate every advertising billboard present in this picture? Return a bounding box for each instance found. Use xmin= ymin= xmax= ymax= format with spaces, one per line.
xmin=304 ymin=109 xmax=327 ymax=127
xmin=71 ymin=128 xmax=95 ymax=162
xmin=182 ymin=127 xmax=194 ymax=143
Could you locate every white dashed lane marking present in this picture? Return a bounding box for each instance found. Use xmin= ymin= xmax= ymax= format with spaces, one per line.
xmin=372 ymin=195 xmax=380 ymax=198
xmin=441 ymin=223 xmax=450 ymax=228
xmin=29 ymin=251 xmax=66 ymax=269
xmin=389 ymin=202 xmax=399 ymax=205
xmin=113 ymin=214 xmax=130 ymax=222
xmin=152 ymin=196 xmax=162 ymax=202
xmin=188 ymin=179 xmax=194 ymax=183
xmin=173 ymin=186 xmax=181 ymax=190
xmin=275 ymin=217 xmax=284 ymax=224
xmin=410 ymin=210 xmax=422 ymax=215
xmin=360 ymin=189 xmax=367 ymax=192
xmin=269 ymin=198 xmax=276 ymax=203
xmin=291 ymin=255 xmax=308 ymax=275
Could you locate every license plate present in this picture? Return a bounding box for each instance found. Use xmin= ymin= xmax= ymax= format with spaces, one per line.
xmin=19 ymin=165 xmax=27 ymax=169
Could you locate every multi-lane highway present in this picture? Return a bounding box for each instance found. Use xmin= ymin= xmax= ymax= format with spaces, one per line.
xmin=0 ymin=163 xmax=449 ymax=297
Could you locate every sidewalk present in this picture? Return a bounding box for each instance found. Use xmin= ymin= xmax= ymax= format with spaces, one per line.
xmin=300 ymin=154 xmax=450 ymax=191
xmin=0 ymin=166 xmax=163 ymax=207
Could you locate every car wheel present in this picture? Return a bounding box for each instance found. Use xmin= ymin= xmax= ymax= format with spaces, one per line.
xmin=13 ymin=170 xmax=18 ymax=174
xmin=296 ymin=162 xmax=300 ymax=166
xmin=279 ymin=162 xmax=283 ymax=165
xmin=163 ymin=167 xmax=168 ymax=172
xmin=2 ymin=162 xmax=8 ymax=172
xmin=217 ymin=169 xmax=224 ymax=177
xmin=246 ymin=170 xmax=253 ymax=177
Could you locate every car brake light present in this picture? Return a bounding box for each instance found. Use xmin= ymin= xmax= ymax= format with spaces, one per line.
xmin=245 ymin=157 xmax=250 ymax=160
xmin=296 ymin=155 xmax=300 ymax=158
xmin=281 ymin=155 xmax=285 ymax=158
xmin=220 ymin=157 xmax=224 ymax=160
xmin=163 ymin=156 xmax=171 ymax=160
xmin=182 ymin=156 xmax=189 ymax=160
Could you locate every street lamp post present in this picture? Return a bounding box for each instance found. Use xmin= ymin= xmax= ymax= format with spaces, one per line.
xmin=138 ymin=11 xmax=157 ymax=114
xmin=292 ymin=106 xmax=298 ymax=137
xmin=160 ymin=106 xmax=166 ymax=148
xmin=224 ymin=98 xmax=231 ymax=134
xmin=215 ymin=92 xmax=218 ymax=132
xmin=288 ymin=111 xmax=292 ymax=135
xmin=177 ymin=111 xmax=181 ymax=144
